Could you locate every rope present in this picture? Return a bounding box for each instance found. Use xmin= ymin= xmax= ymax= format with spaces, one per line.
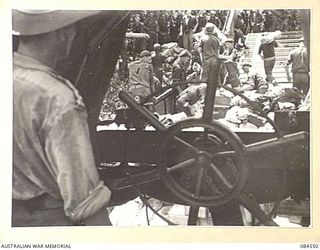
xmin=136 ymin=188 xmax=177 ymax=226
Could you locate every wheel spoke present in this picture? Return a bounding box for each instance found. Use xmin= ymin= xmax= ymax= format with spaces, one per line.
xmin=159 ymin=119 xmax=249 ymax=208
xmin=211 ymin=150 xmax=236 ymax=158
xmin=173 ymin=136 xmax=201 ymax=153
xmin=209 ymin=163 xmax=233 ymax=189
xmin=194 ymin=168 xmax=204 ymax=198
xmin=167 ymin=158 xmax=196 ymax=173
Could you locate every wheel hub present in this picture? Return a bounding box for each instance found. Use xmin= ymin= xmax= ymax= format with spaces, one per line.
xmin=196 ymin=151 xmax=211 ymax=166
xmin=159 ymin=119 xmax=249 ymax=207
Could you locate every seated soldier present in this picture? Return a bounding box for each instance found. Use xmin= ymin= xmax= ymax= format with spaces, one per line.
xmin=222 ymin=38 xmax=235 ymax=57
xmin=237 ymin=62 xmax=269 ymax=94
xmin=165 ymin=49 xmax=192 ymax=113
xmin=175 ymin=83 xmax=207 ymax=117
xmin=186 ymin=62 xmax=202 ymax=81
xmin=128 ymin=50 xmax=156 ymax=102
xmin=172 ymin=49 xmax=192 ymax=91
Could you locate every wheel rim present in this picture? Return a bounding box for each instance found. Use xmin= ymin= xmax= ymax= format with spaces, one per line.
xmin=159 ymin=119 xmax=249 ymax=207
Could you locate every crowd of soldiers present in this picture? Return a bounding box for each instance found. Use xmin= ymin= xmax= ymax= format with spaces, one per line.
xmin=125 ymin=9 xmax=302 ymax=56
xmin=100 ymin=9 xmax=307 ymax=120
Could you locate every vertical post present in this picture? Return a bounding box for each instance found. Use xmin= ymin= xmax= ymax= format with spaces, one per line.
xmin=187 ymin=206 xmax=200 ymax=225
xmin=224 ymin=10 xmax=236 ymax=40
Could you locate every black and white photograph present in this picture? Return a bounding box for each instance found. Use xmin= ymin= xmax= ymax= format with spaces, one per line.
xmin=10 ymin=8 xmax=313 ymax=229
xmin=2 ymin=0 xmax=320 ymax=247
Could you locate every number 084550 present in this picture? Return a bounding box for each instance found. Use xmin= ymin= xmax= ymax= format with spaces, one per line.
xmin=300 ymin=244 xmax=319 ymax=248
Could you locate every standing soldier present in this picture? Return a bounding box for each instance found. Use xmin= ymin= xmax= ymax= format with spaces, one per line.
xmin=198 ymin=22 xmax=220 ymax=82
xmin=180 ymin=10 xmax=198 ymax=51
xmin=12 ymin=10 xmax=112 ymax=226
xmin=152 ymin=43 xmax=166 ymax=84
xmin=196 ymin=10 xmax=207 ymax=33
xmin=258 ymin=32 xmax=279 ymax=85
xmin=129 ymin=14 xmax=147 ymax=57
xmin=158 ymin=12 xmax=170 ymax=45
xmin=234 ymin=13 xmax=249 ymax=49
xmin=143 ymin=11 xmax=159 ymax=51
xmin=252 ymin=10 xmax=263 ymax=33
xmin=208 ymin=11 xmax=221 ymax=30
xmin=169 ymin=11 xmax=182 ymax=44
xmin=285 ymin=37 xmax=310 ymax=95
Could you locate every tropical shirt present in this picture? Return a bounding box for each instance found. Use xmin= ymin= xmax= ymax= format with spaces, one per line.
xmin=13 ymin=52 xmax=111 ymax=222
